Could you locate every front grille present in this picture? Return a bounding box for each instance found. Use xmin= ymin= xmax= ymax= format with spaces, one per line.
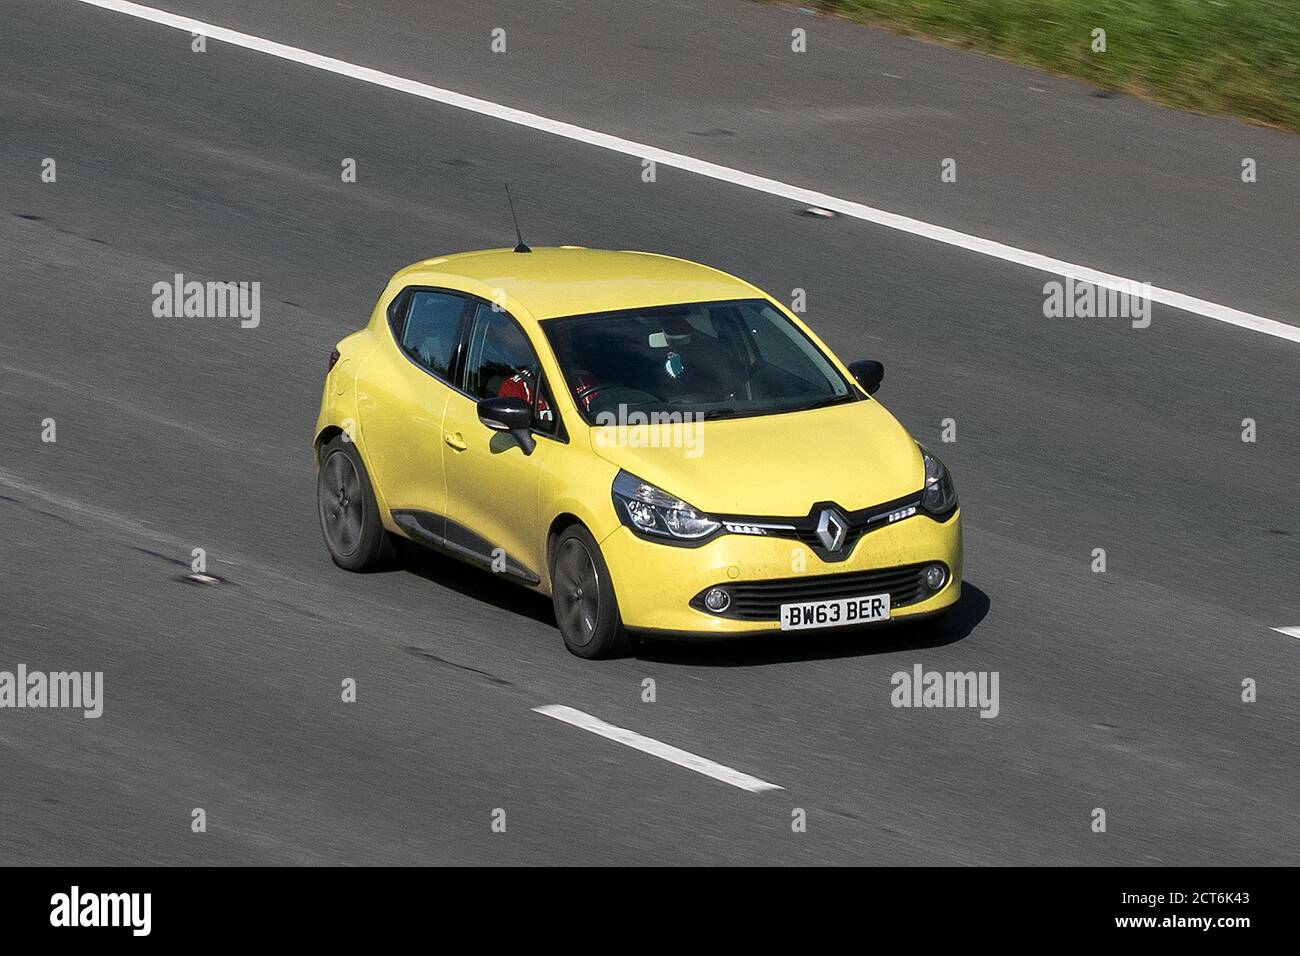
xmin=692 ymin=562 xmax=938 ymax=621
xmin=716 ymin=493 xmax=922 ymax=563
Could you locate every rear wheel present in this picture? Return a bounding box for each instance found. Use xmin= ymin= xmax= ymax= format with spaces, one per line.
xmin=317 ymin=437 xmax=394 ymax=571
xmin=550 ymin=525 xmax=632 ymax=658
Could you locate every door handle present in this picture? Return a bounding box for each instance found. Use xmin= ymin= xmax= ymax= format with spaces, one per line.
xmin=444 ymin=432 xmax=467 ymax=451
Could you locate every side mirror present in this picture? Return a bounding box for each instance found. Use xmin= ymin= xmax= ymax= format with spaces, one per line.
xmin=477 ymin=396 xmax=536 ymax=455
xmin=848 ymin=359 xmax=884 ymax=395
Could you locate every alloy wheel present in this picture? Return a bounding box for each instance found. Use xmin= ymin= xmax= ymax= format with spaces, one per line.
xmin=320 ymin=450 xmax=363 ymax=556
xmin=553 ymin=537 xmax=601 ymax=647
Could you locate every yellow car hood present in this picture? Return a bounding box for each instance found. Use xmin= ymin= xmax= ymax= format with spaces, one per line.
xmin=588 ymin=399 xmax=925 ymax=515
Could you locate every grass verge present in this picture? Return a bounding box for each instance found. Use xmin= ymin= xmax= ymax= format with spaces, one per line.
xmin=813 ymin=0 xmax=1300 ymax=131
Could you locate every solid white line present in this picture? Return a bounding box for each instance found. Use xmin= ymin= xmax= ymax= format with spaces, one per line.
xmin=1272 ymin=627 xmax=1300 ymax=640
xmin=533 ymin=704 xmax=783 ymax=793
xmin=70 ymin=0 xmax=1300 ymax=344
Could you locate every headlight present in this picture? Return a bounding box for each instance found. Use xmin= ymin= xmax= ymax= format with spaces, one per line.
xmin=919 ymin=446 xmax=958 ymax=517
xmin=612 ymin=470 xmax=720 ymax=541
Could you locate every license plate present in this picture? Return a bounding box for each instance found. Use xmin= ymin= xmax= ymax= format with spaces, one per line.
xmin=779 ymin=593 xmax=891 ymax=631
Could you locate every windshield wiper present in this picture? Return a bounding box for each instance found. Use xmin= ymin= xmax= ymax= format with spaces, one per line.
xmin=788 ymin=394 xmax=852 ymax=413
xmin=701 ymin=407 xmax=739 ymax=420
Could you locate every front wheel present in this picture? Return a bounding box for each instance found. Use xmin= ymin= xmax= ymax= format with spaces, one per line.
xmin=317 ymin=437 xmax=394 ymax=571
xmin=550 ymin=525 xmax=632 ymax=658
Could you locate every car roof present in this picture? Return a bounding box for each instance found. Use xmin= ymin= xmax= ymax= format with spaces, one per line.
xmin=391 ymin=247 xmax=763 ymax=321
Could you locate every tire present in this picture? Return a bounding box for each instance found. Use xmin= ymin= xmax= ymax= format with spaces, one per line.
xmin=317 ymin=437 xmax=394 ymax=571
xmin=550 ymin=525 xmax=633 ymax=659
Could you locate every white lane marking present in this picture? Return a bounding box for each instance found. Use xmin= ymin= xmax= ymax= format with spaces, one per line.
xmin=71 ymin=0 xmax=1300 ymax=344
xmin=533 ymin=704 xmax=783 ymax=793
xmin=1272 ymin=627 xmax=1300 ymax=639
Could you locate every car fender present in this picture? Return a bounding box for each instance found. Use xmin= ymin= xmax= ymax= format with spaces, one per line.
xmin=538 ymin=434 xmax=623 ymax=591
xmin=313 ymin=332 xmax=398 ymax=524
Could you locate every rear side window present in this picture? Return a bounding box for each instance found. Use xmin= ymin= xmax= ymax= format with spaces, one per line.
xmin=386 ymin=288 xmax=411 ymax=339
xmin=399 ymin=291 xmax=466 ymax=380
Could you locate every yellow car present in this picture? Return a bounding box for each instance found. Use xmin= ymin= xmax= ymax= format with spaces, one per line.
xmin=314 ymin=247 xmax=961 ymax=657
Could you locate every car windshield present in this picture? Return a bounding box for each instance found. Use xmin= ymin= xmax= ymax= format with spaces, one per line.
xmin=542 ymin=299 xmax=856 ymax=424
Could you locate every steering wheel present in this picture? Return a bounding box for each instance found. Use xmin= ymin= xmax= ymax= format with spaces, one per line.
xmin=574 ymin=383 xmax=664 ymax=415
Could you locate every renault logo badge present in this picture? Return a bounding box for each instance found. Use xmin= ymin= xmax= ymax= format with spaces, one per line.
xmin=815 ymin=509 xmax=848 ymax=552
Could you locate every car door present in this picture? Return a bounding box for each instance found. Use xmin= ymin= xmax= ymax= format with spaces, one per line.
xmin=440 ymin=301 xmax=562 ymax=584
xmin=355 ymin=288 xmax=470 ymax=527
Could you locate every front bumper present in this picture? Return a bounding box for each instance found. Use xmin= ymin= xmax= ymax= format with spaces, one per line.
xmin=598 ymin=508 xmax=962 ymax=634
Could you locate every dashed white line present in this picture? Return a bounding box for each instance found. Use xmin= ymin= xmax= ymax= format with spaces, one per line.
xmin=69 ymin=0 xmax=1300 ymax=344
xmin=533 ymin=704 xmax=783 ymax=794
xmin=1272 ymin=626 xmax=1300 ymax=640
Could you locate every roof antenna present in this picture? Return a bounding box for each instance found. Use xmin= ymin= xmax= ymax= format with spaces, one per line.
xmin=505 ymin=183 xmax=531 ymax=253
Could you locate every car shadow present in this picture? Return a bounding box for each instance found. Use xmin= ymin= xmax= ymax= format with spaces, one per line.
xmin=391 ymin=538 xmax=989 ymax=667
xmin=392 ymin=539 xmax=555 ymax=627
xmin=632 ymin=583 xmax=991 ymax=667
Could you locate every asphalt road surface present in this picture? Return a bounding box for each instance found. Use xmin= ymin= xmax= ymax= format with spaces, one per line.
xmin=1 ymin=0 xmax=1296 ymax=865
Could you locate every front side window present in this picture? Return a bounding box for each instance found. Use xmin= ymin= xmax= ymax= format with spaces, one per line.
xmin=399 ymin=290 xmax=466 ymax=380
xmin=463 ymin=303 xmax=560 ymax=437
xmin=541 ymin=299 xmax=854 ymax=423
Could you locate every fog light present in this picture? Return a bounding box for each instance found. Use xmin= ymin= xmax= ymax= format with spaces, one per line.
xmin=704 ymin=588 xmax=730 ymax=612
xmin=925 ymin=564 xmax=947 ymax=591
